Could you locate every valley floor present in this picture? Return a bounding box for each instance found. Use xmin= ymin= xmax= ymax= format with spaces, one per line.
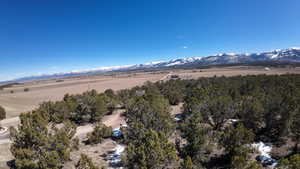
xmin=1 ymin=66 xmax=299 ymax=119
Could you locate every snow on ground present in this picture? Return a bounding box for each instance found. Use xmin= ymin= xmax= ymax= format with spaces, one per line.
xmin=108 ymin=144 xmax=125 ymax=169
xmin=166 ymin=61 xmax=182 ymax=67
xmin=114 ymin=145 xmax=125 ymax=157
xmin=0 ymin=127 xmax=8 ymax=135
xmin=252 ymin=141 xmax=272 ymax=158
xmin=252 ymin=142 xmax=278 ymax=168
xmin=108 ymin=126 xmax=126 ymax=169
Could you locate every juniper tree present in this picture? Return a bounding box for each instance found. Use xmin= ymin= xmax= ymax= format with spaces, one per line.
xmin=76 ymin=154 xmax=100 ymax=169
xmin=180 ymin=111 xmax=212 ymax=166
xmin=220 ymin=124 xmax=255 ymax=168
xmin=291 ymin=109 xmax=300 ymax=153
xmin=125 ymin=129 xmax=178 ymax=169
xmin=180 ymin=156 xmax=194 ymax=169
xmin=0 ymin=105 xmax=6 ymax=129
xmin=277 ymin=154 xmax=300 ymax=169
xmin=0 ymin=105 xmax=5 ymax=120
xmin=125 ymin=93 xmax=174 ymax=136
xmin=87 ymin=122 xmax=112 ymax=144
xmin=10 ymin=111 xmax=77 ymax=169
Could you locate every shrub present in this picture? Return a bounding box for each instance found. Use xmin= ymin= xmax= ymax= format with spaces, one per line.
xmin=278 ymin=154 xmax=300 ymax=169
xmin=0 ymin=105 xmax=5 ymax=120
xmin=180 ymin=156 xmax=193 ymax=169
xmin=10 ymin=111 xmax=77 ymax=169
xmin=76 ymin=154 xmax=100 ymax=169
xmin=125 ymin=129 xmax=178 ymax=169
xmin=87 ymin=123 xmax=112 ymax=144
xmin=125 ymin=93 xmax=174 ymax=137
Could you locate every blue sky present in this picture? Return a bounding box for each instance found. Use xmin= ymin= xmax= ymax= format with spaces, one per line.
xmin=0 ymin=0 xmax=300 ymax=81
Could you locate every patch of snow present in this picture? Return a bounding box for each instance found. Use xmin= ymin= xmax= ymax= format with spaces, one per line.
xmin=92 ymin=65 xmax=134 ymax=71
xmin=270 ymin=54 xmax=279 ymax=59
xmin=252 ymin=142 xmax=272 ymax=158
xmin=166 ymin=61 xmax=183 ymax=66
xmin=227 ymin=119 xmax=239 ymax=124
xmin=108 ymin=144 xmax=125 ymax=168
xmin=252 ymin=142 xmax=278 ymax=168
xmin=274 ymin=49 xmax=281 ymax=52
xmin=120 ymin=124 xmax=128 ymax=128
xmin=216 ymin=53 xmax=236 ymax=56
xmin=165 ymin=57 xmax=202 ymax=67
xmin=205 ymin=56 xmax=218 ymax=61
xmin=143 ymin=61 xmax=164 ymax=66
xmin=290 ymin=47 xmax=300 ymax=50
xmin=182 ymin=57 xmax=201 ymax=62
xmin=226 ymin=53 xmax=236 ymax=56
xmin=115 ymin=145 xmax=125 ymax=155
xmin=0 ymin=127 xmax=8 ymax=135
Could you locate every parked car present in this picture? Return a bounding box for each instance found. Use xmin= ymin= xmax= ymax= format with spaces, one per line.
xmin=256 ymin=155 xmax=277 ymax=168
xmin=112 ymin=129 xmax=122 ymax=137
xmin=174 ymin=114 xmax=183 ymax=123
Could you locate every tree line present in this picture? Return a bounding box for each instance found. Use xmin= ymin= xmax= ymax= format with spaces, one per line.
xmin=8 ymin=74 xmax=300 ymax=169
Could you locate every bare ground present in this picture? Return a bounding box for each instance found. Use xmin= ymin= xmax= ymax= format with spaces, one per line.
xmin=63 ymin=139 xmax=117 ymax=169
xmin=1 ymin=67 xmax=299 ymax=118
xmin=0 ymin=72 xmax=166 ymax=118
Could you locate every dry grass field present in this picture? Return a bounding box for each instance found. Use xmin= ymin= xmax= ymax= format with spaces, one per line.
xmin=0 ymin=66 xmax=300 ymax=169
xmin=0 ymin=72 xmax=166 ymax=118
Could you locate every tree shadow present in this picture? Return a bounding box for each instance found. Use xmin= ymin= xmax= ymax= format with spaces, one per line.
xmin=204 ymin=154 xmax=230 ymax=169
xmin=7 ymin=159 xmax=16 ymax=169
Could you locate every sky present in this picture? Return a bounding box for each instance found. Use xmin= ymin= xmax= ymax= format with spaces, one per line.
xmin=0 ymin=0 xmax=300 ymax=81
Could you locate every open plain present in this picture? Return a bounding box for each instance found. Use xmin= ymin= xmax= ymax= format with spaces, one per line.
xmin=1 ymin=66 xmax=299 ymax=119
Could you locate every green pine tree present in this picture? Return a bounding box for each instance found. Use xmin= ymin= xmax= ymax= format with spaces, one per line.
xmin=76 ymin=154 xmax=100 ymax=169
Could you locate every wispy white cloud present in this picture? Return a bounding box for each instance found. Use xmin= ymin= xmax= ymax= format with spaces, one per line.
xmin=182 ymin=46 xmax=188 ymax=49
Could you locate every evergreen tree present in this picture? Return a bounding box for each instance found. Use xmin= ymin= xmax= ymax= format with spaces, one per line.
xmin=278 ymin=154 xmax=300 ymax=169
xmin=238 ymin=96 xmax=265 ymax=134
xmin=180 ymin=156 xmax=194 ymax=169
xmin=220 ymin=124 xmax=255 ymax=168
xmin=206 ymin=95 xmax=236 ymax=130
xmin=87 ymin=122 xmax=112 ymax=144
xmin=125 ymin=129 xmax=178 ymax=169
xmin=0 ymin=105 xmax=5 ymax=120
xmin=10 ymin=111 xmax=76 ymax=169
xmin=291 ymin=109 xmax=300 ymax=153
xmin=125 ymin=93 xmax=174 ymax=136
xmin=181 ymin=112 xmax=212 ymax=165
xmin=76 ymin=154 xmax=100 ymax=169
xmin=0 ymin=105 xmax=6 ymax=129
xmin=220 ymin=124 xmax=254 ymax=156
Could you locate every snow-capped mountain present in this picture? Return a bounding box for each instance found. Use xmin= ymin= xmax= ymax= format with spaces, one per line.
xmin=159 ymin=47 xmax=300 ymax=67
xmin=7 ymin=47 xmax=300 ymax=83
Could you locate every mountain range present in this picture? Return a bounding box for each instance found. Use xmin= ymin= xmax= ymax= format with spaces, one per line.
xmin=5 ymin=47 xmax=300 ymax=83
